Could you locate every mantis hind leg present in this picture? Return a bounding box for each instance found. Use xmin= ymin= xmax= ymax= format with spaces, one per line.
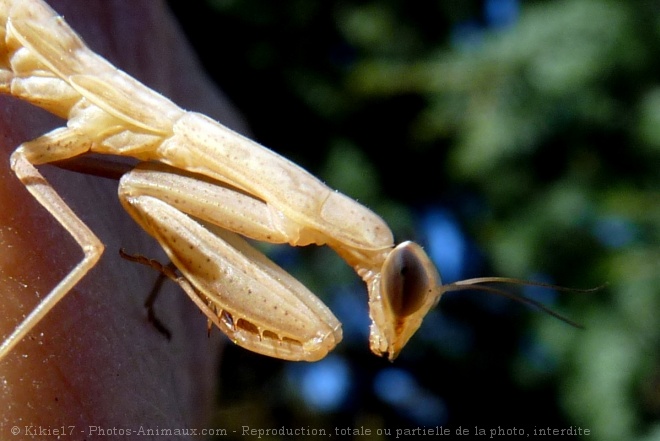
xmin=0 ymin=148 xmax=104 ymax=361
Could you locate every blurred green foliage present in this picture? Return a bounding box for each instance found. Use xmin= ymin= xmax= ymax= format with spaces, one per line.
xmin=170 ymin=0 xmax=659 ymax=440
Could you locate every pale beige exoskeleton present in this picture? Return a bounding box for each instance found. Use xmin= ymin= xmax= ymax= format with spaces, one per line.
xmin=0 ymin=0 xmax=585 ymax=364
xmin=0 ymin=0 xmax=445 ymax=362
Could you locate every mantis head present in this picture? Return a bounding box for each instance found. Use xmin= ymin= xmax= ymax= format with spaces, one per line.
xmin=368 ymin=241 xmax=442 ymax=361
xmin=369 ymin=241 xmax=597 ymax=361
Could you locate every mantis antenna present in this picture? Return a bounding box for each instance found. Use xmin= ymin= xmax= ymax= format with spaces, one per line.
xmin=437 ymin=278 xmax=605 ymax=328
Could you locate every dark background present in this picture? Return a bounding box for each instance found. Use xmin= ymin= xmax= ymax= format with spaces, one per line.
xmin=167 ymin=1 xmax=659 ymax=440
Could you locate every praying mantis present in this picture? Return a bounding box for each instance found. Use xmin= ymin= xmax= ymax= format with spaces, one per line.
xmin=0 ymin=0 xmax=444 ymax=363
xmin=0 ymin=0 xmax=585 ymax=365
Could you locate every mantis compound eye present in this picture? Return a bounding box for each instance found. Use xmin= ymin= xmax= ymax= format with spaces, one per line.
xmin=369 ymin=241 xmax=441 ymax=360
xmin=382 ymin=242 xmax=439 ymax=317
